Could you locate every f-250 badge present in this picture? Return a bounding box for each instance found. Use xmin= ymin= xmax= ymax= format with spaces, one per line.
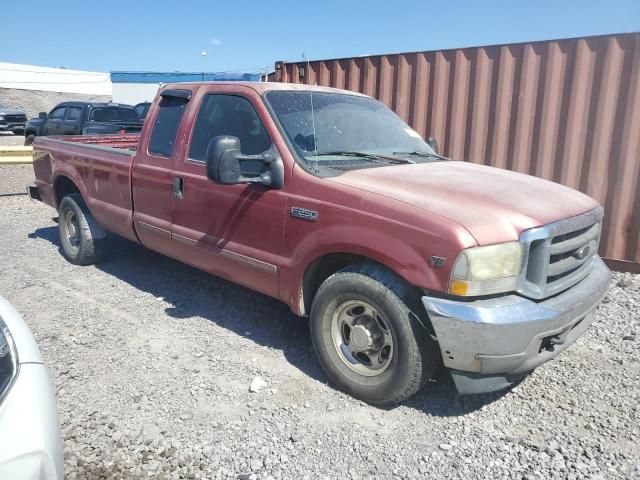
xmin=290 ymin=207 xmax=318 ymax=222
xmin=430 ymin=256 xmax=447 ymax=267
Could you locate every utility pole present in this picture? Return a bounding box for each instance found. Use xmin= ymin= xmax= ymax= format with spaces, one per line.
xmin=201 ymin=50 xmax=208 ymax=81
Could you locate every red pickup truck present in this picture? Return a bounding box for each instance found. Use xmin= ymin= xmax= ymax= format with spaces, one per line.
xmin=29 ymin=82 xmax=611 ymax=405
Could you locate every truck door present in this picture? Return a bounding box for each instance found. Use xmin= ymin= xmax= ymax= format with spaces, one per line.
xmin=169 ymin=88 xmax=287 ymax=298
xmin=43 ymin=106 xmax=66 ymax=135
xmin=131 ymin=89 xmax=191 ymax=257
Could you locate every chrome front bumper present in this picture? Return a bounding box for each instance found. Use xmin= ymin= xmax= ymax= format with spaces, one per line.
xmin=422 ymin=257 xmax=611 ymax=394
xmin=0 ymin=122 xmax=26 ymax=132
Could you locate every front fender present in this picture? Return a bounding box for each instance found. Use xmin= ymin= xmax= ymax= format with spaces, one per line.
xmin=280 ymin=221 xmax=464 ymax=315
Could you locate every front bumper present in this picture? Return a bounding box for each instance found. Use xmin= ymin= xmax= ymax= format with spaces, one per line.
xmin=422 ymin=257 xmax=611 ymax=394
xmin=0 ymin=122 xmax=26 ymax=132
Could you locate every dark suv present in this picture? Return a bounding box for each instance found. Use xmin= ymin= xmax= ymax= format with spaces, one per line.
xmin=24 ymin=101 xmax=143 ymax=145
xmin=0 ymin=103 xmax=28 ymax=135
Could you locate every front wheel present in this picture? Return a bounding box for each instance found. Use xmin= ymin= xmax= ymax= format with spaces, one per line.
xmin=24 ymin=134 xmax=35 ymax=146
xmin=58 ymin=194 xmax=107 ymax=265
xmin=310 ymin=264 xmax=439 ymax=406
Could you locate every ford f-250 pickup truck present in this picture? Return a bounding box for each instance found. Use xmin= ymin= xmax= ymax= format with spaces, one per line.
xmin=29 ymin=82 xmax=611 ymax=406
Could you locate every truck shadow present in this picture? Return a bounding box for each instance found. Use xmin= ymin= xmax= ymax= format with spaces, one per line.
xmin=29 ymin=225 xmax=509 ymax=417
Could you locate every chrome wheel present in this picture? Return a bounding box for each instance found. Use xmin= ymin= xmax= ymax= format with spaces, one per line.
xmin=62 ymin=209 xmax=80 ymax=255
xmin=330 ymin=299 xmax=394 ymax=377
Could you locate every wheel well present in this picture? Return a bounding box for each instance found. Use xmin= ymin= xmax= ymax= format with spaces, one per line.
xmin=54 ymin=176 xmax=80 ymax=208
xmin=302 ymin=253 xmax=379 ymax=316
xmin=25 ymin=129 xmax=37 ymax=136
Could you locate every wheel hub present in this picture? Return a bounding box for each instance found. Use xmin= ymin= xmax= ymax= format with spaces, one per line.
xmin=330 ymin=299 xmax=394 ymax=377
xmin=350 ymin=324 xmax=374 ymax=351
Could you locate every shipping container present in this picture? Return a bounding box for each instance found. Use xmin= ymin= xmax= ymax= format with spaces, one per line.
xmin=274 ymin=33 xmax=640 ymax=271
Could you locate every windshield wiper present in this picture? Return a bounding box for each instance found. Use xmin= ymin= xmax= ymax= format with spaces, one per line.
xmin=392 ymin=150 xmax=447 ymax=161
xmin=314 ymin=151 xmax=414 ymax=164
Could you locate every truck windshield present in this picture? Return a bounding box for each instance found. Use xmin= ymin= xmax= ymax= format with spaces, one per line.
xmin=265 ymin=91 xmax=441 ymax=174
xmin=89 ymin=107 xmax=140 ymax=123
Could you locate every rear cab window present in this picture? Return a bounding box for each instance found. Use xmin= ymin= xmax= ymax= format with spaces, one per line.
xmin=90 ymin=107 xmax=139 ymax=123
xmin=66 ymin=106 xmax=83 ymax=121
xmin=148 ymin=92 xmax=190 ymax=158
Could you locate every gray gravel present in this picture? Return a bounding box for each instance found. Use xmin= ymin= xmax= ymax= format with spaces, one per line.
xmin=0 ymin=166 xmax=638 ymax=479
xmin=0 ymin=131 xmax=25 ymax=147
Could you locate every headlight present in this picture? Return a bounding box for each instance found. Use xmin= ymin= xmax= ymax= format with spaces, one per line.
xmin=0 ymin=116 xmax=5 ymax=121
xmin=449 ymin=242 xmax=523 ymax=296
xmin=0 ymin=317 xmax=18 ymax=404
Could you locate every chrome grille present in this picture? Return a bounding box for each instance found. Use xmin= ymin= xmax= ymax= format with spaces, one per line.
xmin=517 ymin=208 xmax=603 ymax=299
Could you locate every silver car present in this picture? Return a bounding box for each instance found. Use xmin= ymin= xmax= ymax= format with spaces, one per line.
xmin=0 ymin=295 xmax=63 ymax=479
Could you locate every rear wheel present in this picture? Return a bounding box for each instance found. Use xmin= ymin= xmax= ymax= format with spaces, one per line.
xmin=310 ymin=263 xmax=439 ymax=406
xmin=24 ymin=134 xmax=35 ymax=146
xmin=58 ymin=194 xmax=107 ymax=265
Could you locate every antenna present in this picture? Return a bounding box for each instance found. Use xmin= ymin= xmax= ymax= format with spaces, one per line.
xmin=303 ymin=52 xmax=319 ymax=172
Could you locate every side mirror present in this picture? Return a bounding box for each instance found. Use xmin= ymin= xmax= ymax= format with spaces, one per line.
xmin=39 ymin=112 xmax=48 ymax=119
xmin=427 ymin=136 xmax=439 ymax=154
xmin=205 ymin=136 xmax=284 ymax=189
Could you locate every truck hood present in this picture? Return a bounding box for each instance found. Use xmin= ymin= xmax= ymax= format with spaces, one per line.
xmin=328 ymin=161 xmax=599 ymax=245
xmin=0 ymin=109 xmax=26 ymax=116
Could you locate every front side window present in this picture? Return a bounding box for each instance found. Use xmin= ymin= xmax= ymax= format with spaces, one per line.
xmin=49 ymin=107 xmax=66 ymax=120
xmin=148 ymin=96 xmax=188 ymax=157
xmin=189 ymin=94 xmax=272 ymax=162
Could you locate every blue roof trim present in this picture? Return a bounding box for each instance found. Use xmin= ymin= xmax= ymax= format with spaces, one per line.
xmin=110 ymin=71 xmax=260 ymax=84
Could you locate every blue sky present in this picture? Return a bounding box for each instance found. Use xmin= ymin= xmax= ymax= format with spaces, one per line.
xmin=1 ymin=0 xmax=638 ymax=74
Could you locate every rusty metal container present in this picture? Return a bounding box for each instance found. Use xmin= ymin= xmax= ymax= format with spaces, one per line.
xmin=274 ymin=33 xmax=640 ymax=270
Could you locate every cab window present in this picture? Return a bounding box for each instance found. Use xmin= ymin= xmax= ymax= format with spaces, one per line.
xmin=188 ymin=94 xmax=272 ymax=162
xmin=66 ymin=106 xmax=83 ymax=121
xmin=148 ymin=96 xmax=188 ymax=157
xmin=49 ymin=107 xmax=67 ymax=120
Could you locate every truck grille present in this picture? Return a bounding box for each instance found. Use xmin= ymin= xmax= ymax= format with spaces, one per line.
xmin=517 ymin=208 xmax=603 ymax=299
xmin=2 ymin=114 xmax=27 ymax=123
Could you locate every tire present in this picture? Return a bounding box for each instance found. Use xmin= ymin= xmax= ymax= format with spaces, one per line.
xmin=310 ymin=263 xmax=440 ymax=406
xmin=58 ymin=194 xmax=107 ymax=265
xmin=24 ymin=134 xmax=35 ymax=146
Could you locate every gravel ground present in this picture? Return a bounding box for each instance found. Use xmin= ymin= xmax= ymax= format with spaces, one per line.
xmin=0 ymin=166 xmax=638 ymax=480
xmin=0 ymin=131 xmax=25 ymax=147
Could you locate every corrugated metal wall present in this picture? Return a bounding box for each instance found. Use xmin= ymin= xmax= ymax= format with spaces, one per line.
xmin=274 ymin=33 xmax=640 ymax=270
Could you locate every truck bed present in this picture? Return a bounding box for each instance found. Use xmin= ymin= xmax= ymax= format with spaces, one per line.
xmin=52 ymin=134 xmax=140 ymax=151
xmin=32 ymin=135 xmax=139 ymax=242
